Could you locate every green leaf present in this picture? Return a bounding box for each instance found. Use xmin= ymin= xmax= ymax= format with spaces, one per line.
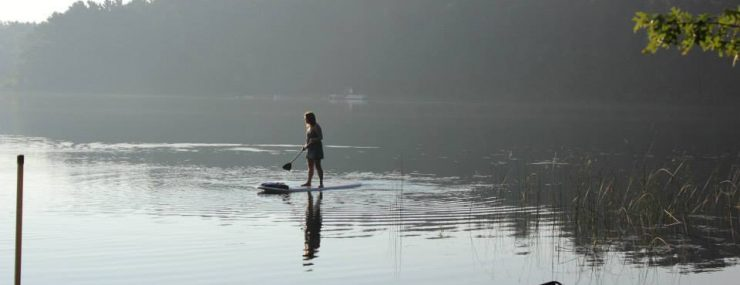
xmin=633 ymin=7 xmax=739 ymax=66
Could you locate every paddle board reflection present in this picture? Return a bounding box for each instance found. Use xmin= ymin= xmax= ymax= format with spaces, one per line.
xmin=303 ymin=191 xmax=322 ymax=266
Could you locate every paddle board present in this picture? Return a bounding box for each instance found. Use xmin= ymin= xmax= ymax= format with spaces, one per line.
xmin=257 ymin=182 xmax=362 ymax=194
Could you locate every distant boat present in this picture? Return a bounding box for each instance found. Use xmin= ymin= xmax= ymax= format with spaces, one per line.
xmin=328 ymin=88 xmax=367 ymax=102
xmin=272 ymin=94 xmax=285 ymax=101
xmin=344 ymin=94 xmax=367 ymax=101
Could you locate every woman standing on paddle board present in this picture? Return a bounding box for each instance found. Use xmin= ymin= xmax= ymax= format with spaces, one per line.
xmin=302 ymin=112 xmax=324 ymax=188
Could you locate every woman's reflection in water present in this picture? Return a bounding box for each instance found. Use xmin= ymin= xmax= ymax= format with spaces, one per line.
xmin=303 ymin=191 xmax=322 ymax=267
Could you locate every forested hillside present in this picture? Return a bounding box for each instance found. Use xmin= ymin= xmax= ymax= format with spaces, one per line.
xmin=0 ymin=22 xmax=33 ymax=88
xmin=1 ymin=0 xmax=738 ymax=102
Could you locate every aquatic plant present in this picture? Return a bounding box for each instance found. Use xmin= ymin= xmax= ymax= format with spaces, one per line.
xmin=485 ymin=150 xmax=740 ymax=270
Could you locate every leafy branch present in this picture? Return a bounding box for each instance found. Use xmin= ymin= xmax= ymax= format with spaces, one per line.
xmin=633 ymin=7 xmax=739 ymax=66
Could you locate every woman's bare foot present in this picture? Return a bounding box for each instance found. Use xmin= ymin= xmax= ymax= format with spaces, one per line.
xmin=318 ymin=184 xmax=324 ymax=188
xmin=301 ymin=182 xmax=311 ymax=187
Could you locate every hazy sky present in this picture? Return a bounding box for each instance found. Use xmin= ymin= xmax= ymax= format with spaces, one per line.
xmin=0 ymin=0 xmax=130 ymax=23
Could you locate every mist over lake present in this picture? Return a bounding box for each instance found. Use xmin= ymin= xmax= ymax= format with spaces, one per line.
xmin=0 ymin=1 xmax=739 ymax=284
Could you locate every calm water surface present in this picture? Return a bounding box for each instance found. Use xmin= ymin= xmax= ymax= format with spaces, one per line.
xmin=0 ymin=93 xmax=739 ymax=284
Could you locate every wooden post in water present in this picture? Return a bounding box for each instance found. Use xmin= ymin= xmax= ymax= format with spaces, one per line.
xmin=15 ymin=155 xmax=24 ymax=285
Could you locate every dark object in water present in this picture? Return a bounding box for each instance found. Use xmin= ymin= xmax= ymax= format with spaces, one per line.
xmin=540 ymin=282 xmax=562 ymax=285
xmin=260 ymin=182 xmax=289 ymax=190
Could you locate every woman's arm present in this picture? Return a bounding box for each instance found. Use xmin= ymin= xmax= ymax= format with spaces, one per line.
xmin=308 ymin=134 xmax=322 ymax=144
xmin=304 ymin=126 xmax=323 ymax=148
xmin=313 ymin=126 xmax=323 ymax=143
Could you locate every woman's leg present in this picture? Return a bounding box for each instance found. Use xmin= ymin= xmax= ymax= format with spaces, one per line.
xmin=302 ymin=159 xmax=315 ymax=186
xmin=315 ymin=160 xmax=324 ymax=188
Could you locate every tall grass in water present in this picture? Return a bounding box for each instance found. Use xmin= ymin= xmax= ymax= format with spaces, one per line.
xmin=573 ymin=157 xmax=737 ymax=235
xmin=492 ymin=151 xmax=740 ymax=270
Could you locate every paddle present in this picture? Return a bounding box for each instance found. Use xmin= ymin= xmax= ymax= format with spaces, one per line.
xmin=282 ymin=148 xmax=305 ymax=171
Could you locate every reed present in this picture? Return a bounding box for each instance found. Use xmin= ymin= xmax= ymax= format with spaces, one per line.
xmin=487 ymin=151 xmax=740 ymax=268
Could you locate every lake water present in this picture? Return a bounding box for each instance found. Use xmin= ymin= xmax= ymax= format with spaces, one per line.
xmin=0 ymin=93 xmax=739 ymax=284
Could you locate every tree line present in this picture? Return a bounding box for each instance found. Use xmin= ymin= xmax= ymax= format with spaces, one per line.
xmin=1 ymin=0 xmax=738 ymax=102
